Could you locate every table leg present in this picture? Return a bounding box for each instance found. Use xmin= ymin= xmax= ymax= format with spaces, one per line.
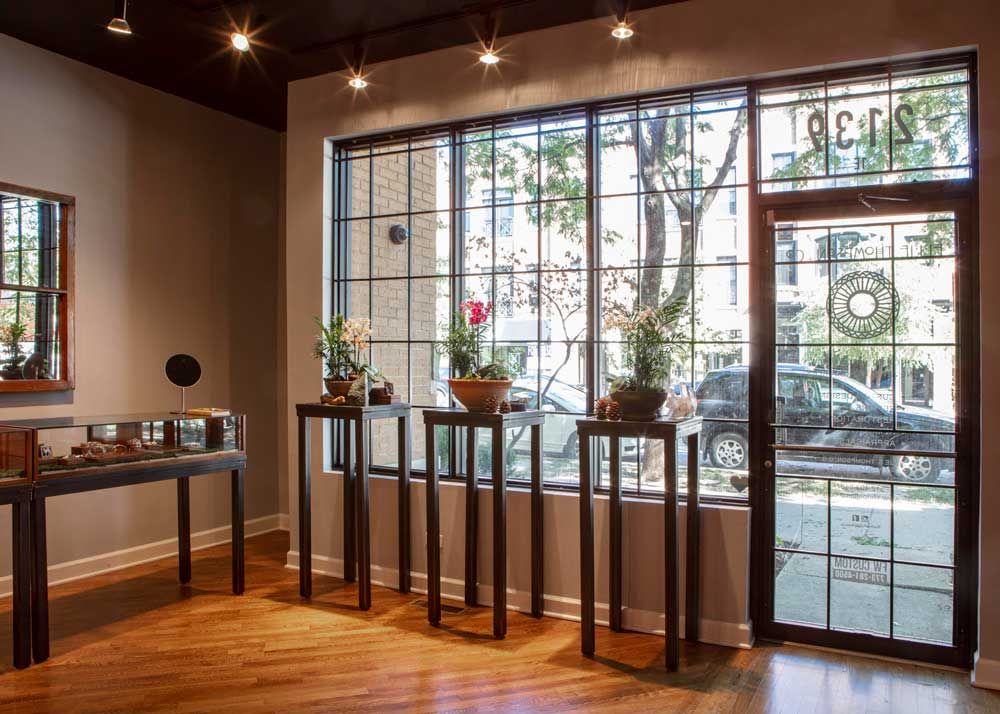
xmin=231 ymin=468 xmax=245 ymax=595
xmin=298 ymin=415 xmax=312 ymax=598
xmin=31 ymin=495 xmax=49 ymax=663
xmin=530 ymin=422 xmax=543 ymax=618
xmin=579 ymin=433 xmax=594 ymax=656
xmin=425 ymin=423 xmax=440 ymax=626
xmin=491 ymin=425 xmax=507 ymax=639
xmin=12 ymin=500 xmax=30 ymax=669
xmin=177 ymin=478 xmax=191 ymax=584
xmin=355 ymin=420 xmax=371 ymax=611
xmin=664 ymin=436 xmax=679 ymax=672
xmin=343 ymin=419 xmax=356 ymax=584
xmin=398 ymin=415 xmax=411 ymax=594
xmin=464 ymin=426 xmax=478 ymax=606
xmin=686 ymin=432 xmax=701 ymax=643
xmin=609 ymin=436 xmax=623 ymax=632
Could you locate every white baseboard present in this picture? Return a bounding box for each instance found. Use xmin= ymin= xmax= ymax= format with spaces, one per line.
xmin=972 ymin=651 xmax=1000 ymax=690
xmin=0 ymin=513 xmax=290 ymax=599
xmin=285 ymin=550 xmax=753 ymax=650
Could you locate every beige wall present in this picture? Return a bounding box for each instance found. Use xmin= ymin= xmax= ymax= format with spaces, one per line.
xmin=284 ymin=0 xmax=1000 ymax=675
xmin=0 ymin=34 xmax=281 ymax=574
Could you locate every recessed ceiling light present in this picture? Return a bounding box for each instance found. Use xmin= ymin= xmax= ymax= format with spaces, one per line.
xmin=612 ymin=21 xmax=634 ymax=39
xmin=107 ymin=0 xmax=131 ymax=35
xmin=349 ymin=76 xmax=368 ymax=89
xmin=231 ymin=32 xmax=250 ymax=52
xmin=479 ymin=48 xmax=500 ymax=65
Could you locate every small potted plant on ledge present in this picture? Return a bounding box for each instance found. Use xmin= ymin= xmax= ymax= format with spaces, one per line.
xmin=437 ymin=299 xmax=512 ymax=412
xmin=313 ymin=314 xmax=378 ymax=399
xmin=0 ymin=322 xmax=27 ymax=381
xmin=605 ymin=299 xmax=686 ymax=421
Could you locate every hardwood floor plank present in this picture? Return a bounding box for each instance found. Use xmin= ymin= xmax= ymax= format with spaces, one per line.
xmin=0 ymin=531 xmax=995 ymax=713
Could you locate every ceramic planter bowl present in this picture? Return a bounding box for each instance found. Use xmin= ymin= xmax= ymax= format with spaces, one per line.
xmin=324 ymin=379 xmax=354 ymax=399
xmin=610 ymin=390 xmax=669 ymax=421
xmin=449 ymin=378 xmax=513 ymax=412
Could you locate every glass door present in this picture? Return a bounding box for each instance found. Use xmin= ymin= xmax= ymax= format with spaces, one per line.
xmin=754 ymin=194 xmax=977 ymax=667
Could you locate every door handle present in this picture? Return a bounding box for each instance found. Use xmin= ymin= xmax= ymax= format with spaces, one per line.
xmin=764 ymin=459 xmax=773 ymax=469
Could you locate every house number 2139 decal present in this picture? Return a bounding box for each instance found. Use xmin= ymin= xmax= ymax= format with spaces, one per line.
xmin=807 ymin=104 xmax=915 ymax=151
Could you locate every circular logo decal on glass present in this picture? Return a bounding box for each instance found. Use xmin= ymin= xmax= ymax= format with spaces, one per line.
xmin=828 ymin=271 xmax=897 ymax=339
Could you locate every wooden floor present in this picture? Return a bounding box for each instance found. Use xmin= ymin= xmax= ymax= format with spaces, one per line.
xmin=0 ymin=532 xmax=996 ymax=713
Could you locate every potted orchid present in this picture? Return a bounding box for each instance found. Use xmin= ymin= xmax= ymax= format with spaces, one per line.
xmin=313 ymin=314 xmax=378 ymax=398
xmin=437 ymin=299 xmax=512 ymax=412
xmin=605 ymin=299 xmax=686 ymax=421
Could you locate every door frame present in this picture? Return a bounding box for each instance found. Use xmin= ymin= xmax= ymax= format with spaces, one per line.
xmin=748 ymin=180 xmax=980 ymax=668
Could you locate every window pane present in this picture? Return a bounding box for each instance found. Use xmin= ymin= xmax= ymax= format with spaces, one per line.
xmin=0 ymin=291 xmax=61 ymax=381
xmin=372 ymin=215 xmax=409 ymax=278
xmin=831 ymin=556 xmax=890 ymax=635
xmin=776 ymin=477 xmax=828 ymax=552
xmin=541 ymin=127 xmax=586 ymax=199
xmin=893 ymin=564 xmax=953 ymax=644
xmin=894 ymin=485 xmax=954 ymax=566
xmin=410 ymin=212 xmax=450 ymax=277
xmin=410 ymin=142 xmax=450 ymax=214
xmin=774 ymin=552 xmax=827 ymax=627
xmin=371 ymin=280 xmax=409 ymax=340
xmin=372 ymin=149 xmax=409 ymax=216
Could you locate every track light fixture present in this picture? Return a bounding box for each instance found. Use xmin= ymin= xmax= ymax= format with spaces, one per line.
xmin=478 ymin=10 xmax=500 ymax=65
xmin=348 ymin=44 xmax=368 ymax=89
xmin=107 ymin=0 xmax=132 ymax=35
xmin=612 ymin=2 xmax=634 ymax=39
xmin=231 ymin=32 xmax=250 ymax=52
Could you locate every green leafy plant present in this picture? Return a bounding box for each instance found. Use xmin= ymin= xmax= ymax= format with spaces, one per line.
xmin=313 ymin=314 xmax=379 ymax=380
xmin=0 ymin=322 xmax=27 ymax=374
xmin=437 ymin=300 xmax=510 ymax=380
xmin=605 ymin=299 xmax=687 ymax=392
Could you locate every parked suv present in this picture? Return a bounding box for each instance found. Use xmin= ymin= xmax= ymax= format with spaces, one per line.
xmin=695 ymin=364 xmax=955 ymax=483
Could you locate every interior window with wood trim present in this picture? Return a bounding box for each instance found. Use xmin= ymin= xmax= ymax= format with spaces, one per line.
xmin=0 ymin=183 xmax=74 ymax=392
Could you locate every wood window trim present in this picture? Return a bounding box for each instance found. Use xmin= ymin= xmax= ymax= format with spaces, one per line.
xmin=0 ymin=181 xmax=75 ymax=393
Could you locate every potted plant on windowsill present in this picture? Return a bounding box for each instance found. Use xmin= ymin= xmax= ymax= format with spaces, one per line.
xmin=0 ymin=322 xmax=27 ymax=381
xmin=437 ymin=299 xmax=512 ymax=412
xmin=605 ymin=299 xmax=686 ymax=421
xmin=313 ymin=314 xmax=378 ymax=398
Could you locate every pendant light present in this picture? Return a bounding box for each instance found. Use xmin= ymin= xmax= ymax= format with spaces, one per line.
xmin=107 ymin=0 xmax=131 ymax=35
xmin=348 ymin=43 xmax=368 ymax=89
xmin=478 ymin=10 xmax=499 ymax=65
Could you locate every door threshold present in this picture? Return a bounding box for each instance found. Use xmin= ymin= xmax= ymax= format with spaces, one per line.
xmin=756 ymin=636 xmax=970 ymax=673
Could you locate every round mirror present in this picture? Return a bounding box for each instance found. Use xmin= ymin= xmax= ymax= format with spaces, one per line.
xmin=164 ymin=354 xmax=202 ymax=388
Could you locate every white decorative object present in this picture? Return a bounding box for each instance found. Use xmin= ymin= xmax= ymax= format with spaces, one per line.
xmin=664 ymin=384 xmax=697 ymax=418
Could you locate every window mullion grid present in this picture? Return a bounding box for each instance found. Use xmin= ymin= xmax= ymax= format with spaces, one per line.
xmin=407 ymin=137 xmax=414 ymax=407
xmin=585 ymin=106 xmax=600 ymax=491
xmin=490 ymin=123 xmax=498 ymax=355
xmin=635 ymin=99 xmax=643 ymax=495
xmin=450 ymin=129 xmax=462 ymax=477
xmin=536 ymin=118 xmax=543 ymax=413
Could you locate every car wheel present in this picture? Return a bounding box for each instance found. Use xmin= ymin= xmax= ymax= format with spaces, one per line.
xmin=710 ymin=432 xmax=748 ymax=470
xmin=562 ymin=433 xmax=579 ymax=459
xmin=890 ymin=451 xmax=941 ymax=483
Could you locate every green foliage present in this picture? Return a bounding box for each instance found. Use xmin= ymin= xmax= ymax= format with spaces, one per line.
xmin=606 ymin=299 xmax=688 ymax=392
xmin=0 ymin=321 xmax=27 ymax=371
xmin=437 ymin=311 xmax=478 ymax=378
xmin=313 ymin=314 xmax=365 ymax=379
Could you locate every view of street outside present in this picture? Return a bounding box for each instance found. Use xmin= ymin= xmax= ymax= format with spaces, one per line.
xmin=335 ymin=64 xmax=970 ymax=651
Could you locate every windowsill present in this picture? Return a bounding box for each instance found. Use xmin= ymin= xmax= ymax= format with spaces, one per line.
xmin=319 ymin=467 xmax=751 ymax=508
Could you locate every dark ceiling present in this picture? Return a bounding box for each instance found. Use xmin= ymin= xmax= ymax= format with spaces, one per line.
xmin=1 ymin=1 xmax=686 ymax=131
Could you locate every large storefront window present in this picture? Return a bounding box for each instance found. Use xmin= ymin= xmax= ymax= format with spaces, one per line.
xmin=328 ymin=56 xmax=974 ymax=512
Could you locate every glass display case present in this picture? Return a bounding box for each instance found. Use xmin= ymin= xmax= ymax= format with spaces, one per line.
xmin=0 ymin=412 xmax=244 ymax=481
xmin=0 ymin=425 xmax=33 ymax=487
